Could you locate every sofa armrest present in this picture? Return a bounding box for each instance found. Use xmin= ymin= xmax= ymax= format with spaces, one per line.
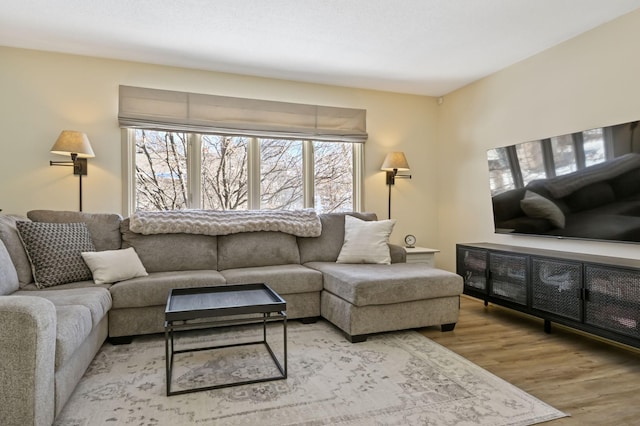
xmin=389 ymin=243 xmax=407 ymax=263
xmin=0 ymin=296 xmax=56 ymax=426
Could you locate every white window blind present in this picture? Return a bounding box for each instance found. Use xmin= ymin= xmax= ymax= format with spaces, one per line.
xmin=118 ymin=85 xmax=368 ymax=143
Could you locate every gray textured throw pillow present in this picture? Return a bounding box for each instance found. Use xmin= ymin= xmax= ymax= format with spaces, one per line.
xmin=16 ymin=221 xmax=96 ymax=288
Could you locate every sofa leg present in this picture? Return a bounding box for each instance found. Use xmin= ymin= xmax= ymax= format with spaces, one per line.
xmin=441 ymin=323 xmax=456 ymax=332
xmin=109 ymin=336 xmax=133 ymax=345
xmin=299 ymin=316 xmax=319 ymax=324
xmin=348 ymin=334 xmax=368 ymax=343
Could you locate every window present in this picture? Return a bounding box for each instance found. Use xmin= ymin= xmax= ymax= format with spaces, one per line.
xmin=582 ymin=128 xmax=606 ymax=167
xmin=120 ymin=86 xmax=367 ymax=215
xmin=550 ymin=135 xmax=577 ymax=175
xmin=201 ymin=135 xmax=249 ymax=210
xmin=487 ymin=147 xmax=515 ymax=195
xmin=130 ymin=130 xmax=360 ymax=214
xmin=134 ymin=130 xmax=189 ymax=211
xmin=515 ymin=141 xmax=545 ymax=186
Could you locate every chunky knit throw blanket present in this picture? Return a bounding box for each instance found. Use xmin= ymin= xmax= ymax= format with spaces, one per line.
xmin=129 ymin=209 xmax=322 ymax=237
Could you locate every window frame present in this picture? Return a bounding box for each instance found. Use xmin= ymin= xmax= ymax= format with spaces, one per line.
xmin=122 ymin=129 xmax=363 ymax=216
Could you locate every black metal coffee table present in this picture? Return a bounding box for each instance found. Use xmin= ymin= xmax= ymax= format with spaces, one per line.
xmin=164 ymin=283 xmax=287 ymax=396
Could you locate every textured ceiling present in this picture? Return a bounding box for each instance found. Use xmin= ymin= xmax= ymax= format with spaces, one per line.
xmin=1 ymin=0 xmax=640 ymax=95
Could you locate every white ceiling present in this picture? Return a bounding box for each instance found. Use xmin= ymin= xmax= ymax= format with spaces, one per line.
xmin=2 ymin=0 xmax=640 ymax=96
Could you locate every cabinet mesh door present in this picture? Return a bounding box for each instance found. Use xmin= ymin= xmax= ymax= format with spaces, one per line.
xmin=585 ymin=265 xmax=640 ymax=339
xmin=489 ymin=253 xmax=527 ymax=305
xmin=458 ymin=248 xmax=488 ymax=291
xmin=531 ymin=258 xmax=582 ymax=320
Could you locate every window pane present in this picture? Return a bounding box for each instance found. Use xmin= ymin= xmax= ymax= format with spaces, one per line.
xmin=583 ymin=128 xmax=606 ymax=167
xmin=516 ymin=141 xmax=546 ymax=185
xmin=487 ymin=147 xmax=515 ymax=196
xmin=134 ymin=130 xmax=188 ymax=211
xmin=550 ymin=135 xmax=577 ymax=176
xmin=201 ymin=135 xmax=249 ymax=210
xmin=314 ymin=142 xmax=353 ymax=212
xmin=260 ymin=139 xmax=304 ymax=210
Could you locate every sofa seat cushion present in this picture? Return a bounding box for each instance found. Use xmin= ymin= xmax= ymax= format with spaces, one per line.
xmin=16 ymin=287 xmax=112 ymax=328
xmin=54 ymin=304 xmax=93 ymax=369
xmin=109 ymin=270 xmax=226 ymax=309
xmin=220 ymin=264 xmax=323 ymax=295
xmin=305 ymin=262 xmax=463 ymax=307
xmin=18 ymin=280 xmax=108 ymax=292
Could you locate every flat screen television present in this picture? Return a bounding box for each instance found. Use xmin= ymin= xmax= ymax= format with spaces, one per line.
xmin=488 ymin=119 xmax=640 ymax=243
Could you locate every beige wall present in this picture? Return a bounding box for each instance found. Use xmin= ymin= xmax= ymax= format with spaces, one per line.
xmin=436 ymin=9 xmax=640 ymax=270
xmin=3 ymin=9 xmax=640 ymax=271
xmin=0 ymin=46 xmax=437 ymax=246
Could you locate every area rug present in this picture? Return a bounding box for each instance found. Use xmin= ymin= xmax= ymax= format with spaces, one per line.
xmin=55 ymin=320 xmax=567 ymax=425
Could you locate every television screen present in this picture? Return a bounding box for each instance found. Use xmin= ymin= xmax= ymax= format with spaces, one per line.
xmin=488 ymin=119 xmax=640 ymax=243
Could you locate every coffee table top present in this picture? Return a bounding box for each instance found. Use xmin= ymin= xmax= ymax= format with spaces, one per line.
xmin=165 ymin=283 xmax=286 ymax=322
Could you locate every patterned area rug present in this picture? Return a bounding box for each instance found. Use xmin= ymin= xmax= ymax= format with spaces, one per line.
xmin=55 ymin=320 xmax=567 ymax=425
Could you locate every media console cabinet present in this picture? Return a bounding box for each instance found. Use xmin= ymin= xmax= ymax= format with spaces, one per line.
xmin=456 ymin=243 xmax=640 ymax=349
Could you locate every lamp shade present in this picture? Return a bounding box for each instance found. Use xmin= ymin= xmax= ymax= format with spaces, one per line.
xmin=50 ymin=131 xmax=95 ymax=158
xmin=381 ymin=151 xmax=410 ymax=171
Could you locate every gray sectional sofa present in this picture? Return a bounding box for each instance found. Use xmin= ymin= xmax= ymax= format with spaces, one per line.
xmin=0 ymin=210 xmax=463 ymax=426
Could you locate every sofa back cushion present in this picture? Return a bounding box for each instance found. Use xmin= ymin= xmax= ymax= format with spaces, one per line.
xmin=0 ymin=239 xmax=19 ymax=295
xmin=564 ymin=182 xmax=616 ymax=213
xmin=217 ymin=231 xmax=300 ymax=270
xmin=610 ymin=168 xmax=640 ymax=199
xmin=491 ymin=188 xmax=526 ymax=223
xmin=27 ymin=210 xmax=122 ymax=251
xmin=0 ymin=215 xmax=33 ymax=286
xmin=297 ymin=212 xmax=377 ymax=264
xmin=120 ymin=218 xmax=217 ymax=272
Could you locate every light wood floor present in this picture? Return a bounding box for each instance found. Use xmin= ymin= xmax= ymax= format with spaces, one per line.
xmin=419 ymin=296 xmax=640 ymax=426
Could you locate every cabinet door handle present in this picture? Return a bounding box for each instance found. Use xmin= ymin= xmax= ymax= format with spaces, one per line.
xmin=577 ymin=288 xmax=590 ymax=301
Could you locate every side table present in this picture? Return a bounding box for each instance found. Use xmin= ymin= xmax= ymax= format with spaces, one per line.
xmin=404 ymin=246 xmax=439 ymax=266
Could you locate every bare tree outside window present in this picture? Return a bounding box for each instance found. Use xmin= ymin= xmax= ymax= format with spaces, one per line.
xmin=314 ymin=142 xmax=353 ymax=212
xmin=260 ymin=139 xmax=303 ymax=210
xmin=201 ymin=135 xmax=249 ymax=210
xmin=135 ymin=130 xmax=188 ymax=211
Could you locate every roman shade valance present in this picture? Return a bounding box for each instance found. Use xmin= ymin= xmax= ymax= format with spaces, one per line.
xmin=118 ymin=85 xmax=368 ymax=143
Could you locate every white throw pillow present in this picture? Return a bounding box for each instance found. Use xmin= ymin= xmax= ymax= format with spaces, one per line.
xmin=520 ymin=190 xmax=566 ymax=229
xmin=336 ymin=215 xmax=396 ymax=264
xmin=81 ymin=247 xmax=148 ymax=285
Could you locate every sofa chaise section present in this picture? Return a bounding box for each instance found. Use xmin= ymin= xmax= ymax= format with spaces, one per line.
xmin=297 ymin=212 xmax=463 ymax=342
xmin=308 ymin=262 xmax=463 ymax=342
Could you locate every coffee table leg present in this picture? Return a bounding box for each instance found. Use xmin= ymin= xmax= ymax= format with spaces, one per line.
xmin=165 ymin=323 xmax=171 ymax=396
xmin=283 ymin=315 xmax=287 ymax=378
xmin=263 ymin=313 xmax=267 ymax=343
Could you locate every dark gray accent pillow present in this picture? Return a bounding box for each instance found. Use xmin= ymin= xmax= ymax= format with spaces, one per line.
xmin=16 ymin=221 xmax=96 ymax=288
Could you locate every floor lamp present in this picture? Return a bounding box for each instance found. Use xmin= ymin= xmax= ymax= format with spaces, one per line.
xmin=49 ymin=130 xmax=95 ymax=212
xmin=381 ymin=151 xmax=411 ymax=219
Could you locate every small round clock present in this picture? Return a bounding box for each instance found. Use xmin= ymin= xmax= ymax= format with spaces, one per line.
xmin=404 ymin=234 xmax=416 ymax=248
